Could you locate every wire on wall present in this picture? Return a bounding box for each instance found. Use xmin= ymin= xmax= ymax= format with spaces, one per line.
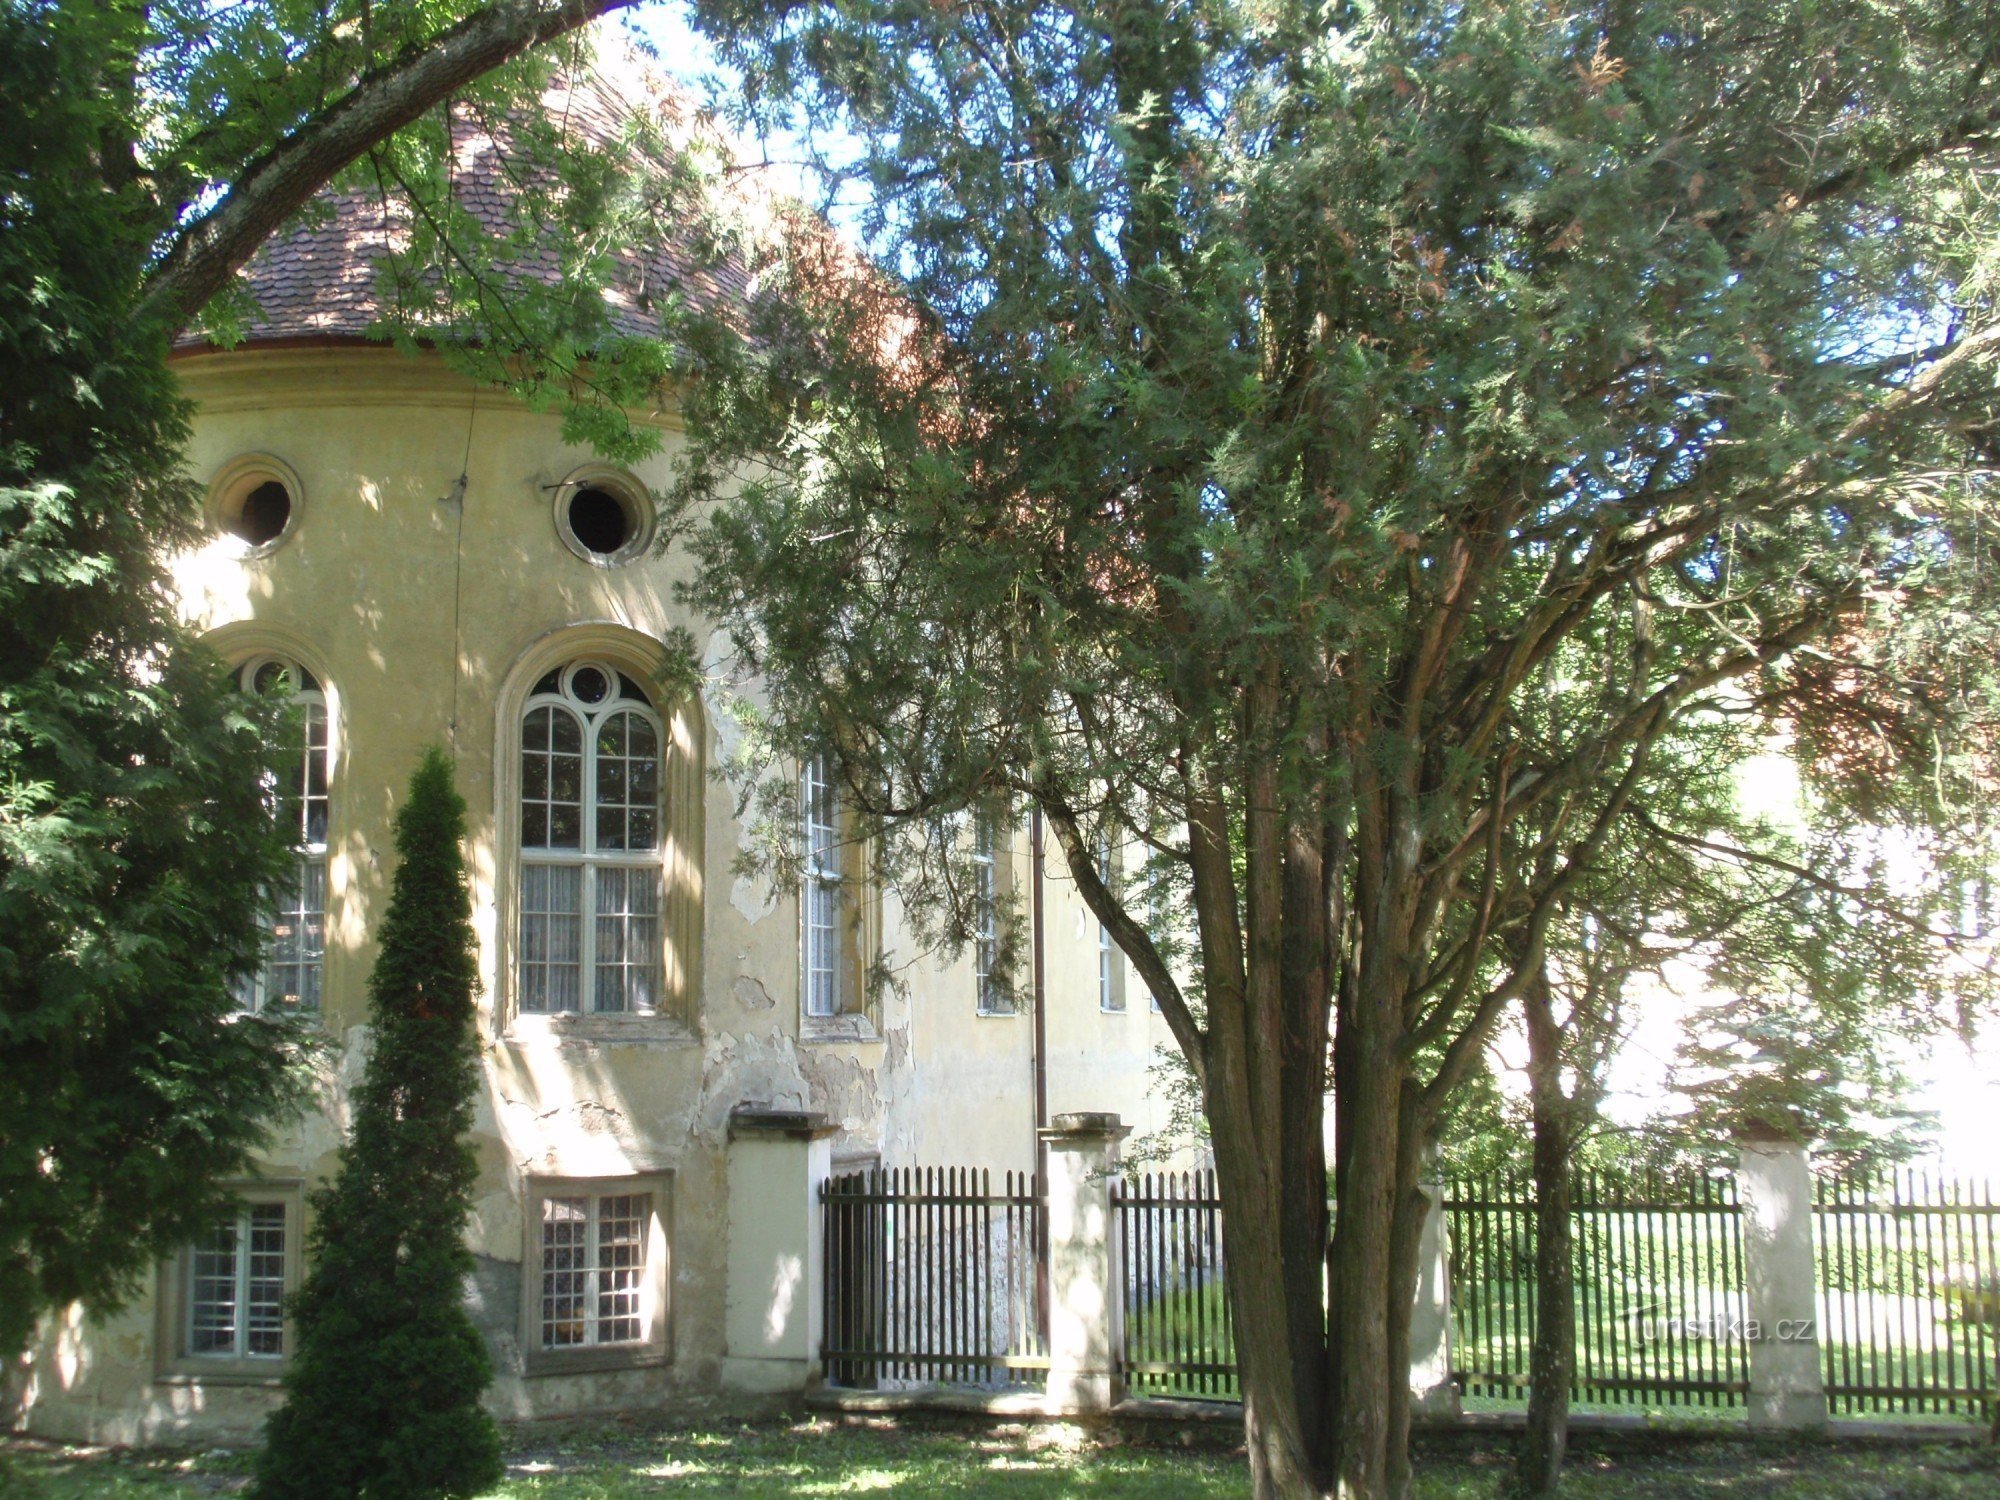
xmin=445 ymin=385 xmax=476 ymax=758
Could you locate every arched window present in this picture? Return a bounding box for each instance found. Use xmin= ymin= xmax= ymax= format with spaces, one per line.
xmin=234 ymin=657 xmax=328 ymax=1013
xmin=518 ymin=662 xmax=664 ymax=1014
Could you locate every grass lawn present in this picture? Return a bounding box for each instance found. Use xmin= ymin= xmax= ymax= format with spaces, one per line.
xmin=4 ymin=1415 xmax=1995 ymax=1498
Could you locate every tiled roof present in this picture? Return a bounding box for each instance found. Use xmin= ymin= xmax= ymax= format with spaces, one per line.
xmin=181 ymin=46 xmax=753 ymax=350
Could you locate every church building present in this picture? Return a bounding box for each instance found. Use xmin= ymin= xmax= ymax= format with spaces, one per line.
xmin=9 ymin=52 xmax=1171 ymax=1445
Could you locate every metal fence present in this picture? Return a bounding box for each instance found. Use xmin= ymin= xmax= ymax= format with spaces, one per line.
xmin=820 ymin=1166 xmax=1048 ymax=1389
xmin=1114 ymin=1170 xmax=1237 ymax=1399
xmin=1443 ymin=1171 xmax=1749 ymax=1407
xmin=1814 ymin=1170 xmax=2000 ymax=1419
xmin=818 ymin=1159 xmax=2000 ymax=1423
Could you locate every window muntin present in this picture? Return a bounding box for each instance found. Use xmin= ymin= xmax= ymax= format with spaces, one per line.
xmin=518 ymin=664 xmax=664 ymax=1015
xmin=538 ymin=1191 xmax=652 ymax=1349
xmin=801 ymin=755 xmax=843 ymax=1019
xmin=234 ymin=658 xmax=327 ymax=1013
xmin=973 ymin=816 xmax=1010 ymax=1015
xmin=187 ymin=1203 xmax=288 ymax=1360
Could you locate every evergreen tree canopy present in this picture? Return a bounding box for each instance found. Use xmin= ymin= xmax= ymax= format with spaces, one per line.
xmin=663 ymin=0 xmax=2000 ymax=1493
xmin=253 ymin=748 xmax=501 ymax=1500
xmin=0 ymin=6 xmax=302 ymax=1355
xmin=0 ymin=0 xmax=642 ymax=1356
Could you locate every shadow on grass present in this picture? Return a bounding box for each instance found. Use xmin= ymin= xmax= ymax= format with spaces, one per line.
xmin=5 ymin=1414 xmax=1996 ymax=1499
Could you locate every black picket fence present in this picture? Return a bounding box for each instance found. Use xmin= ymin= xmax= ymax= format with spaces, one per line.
xmin=1815 ymin=1170 xmax=2000 ymax=1418
xmin=819 ymin=1166 xmax=1048 ymax=1389
xmin=1114 ymin=1170 xmax=1236 ymax=1399
xmin=1443 ymin=1171 xmax=1751 ymax=1407
xmin=819 ymin=1159 xmax=2000 ymax=1423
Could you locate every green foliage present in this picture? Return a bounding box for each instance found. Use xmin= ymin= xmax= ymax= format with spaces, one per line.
xmin=1481 ymin=637 xmax=1986 ymax=1177
xmin=252 ymin=749 xmax=500 ymax=1500
xmin=0 ymin=0 xmax=648 ymax=1361
xmin=663 ymin=0 xmax=2000 ymax=1477
xmin=0 ymin=1 xmax=307 ymax=1357
xmin=665 ymin=0 xmax=2000 ymax=992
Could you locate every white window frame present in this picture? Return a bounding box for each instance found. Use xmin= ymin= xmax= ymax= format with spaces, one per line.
xmin=1095 ymin=831 xmax=1126 ymax=1013
xmin=155 ymin=1183 xmax=303 ymax=1383
xmin=801 ymin=753 xmax=844 ymax=1019
xmin=186 ymin=1203 xmax=288 ymax=1361
xmin=234 ymin=657 xmax=328 ymax=1014
xmin=522 ymin=1175 xmax=671 ymax=1374
xmin=973 ymin=815 xmax=1011 ymax=1015
xmin=517 ymin=662 xmax=667 ymax=1016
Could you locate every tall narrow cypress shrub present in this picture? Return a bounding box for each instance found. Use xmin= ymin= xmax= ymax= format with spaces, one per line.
xmin=253 ymin=748 xmax=502 ymax=1500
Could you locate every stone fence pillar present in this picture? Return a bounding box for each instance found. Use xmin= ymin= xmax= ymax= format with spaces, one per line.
xmin=1040 ymin=1112 xmax=1129 ymax=1414
xmin=1737 ymin=1132 xmax=1827 ymax=1429
xmin=721 ymin=1106 xmax=838 ymax=1393
xmin=1409 ymin=1179 xmax=1461 ymax=1418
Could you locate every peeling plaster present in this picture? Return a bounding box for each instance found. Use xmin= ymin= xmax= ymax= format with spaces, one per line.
xmin=730 ymin=873 xmax=777 ymax=926
xmin=731 ymin=975 xmax=776 ymax=1011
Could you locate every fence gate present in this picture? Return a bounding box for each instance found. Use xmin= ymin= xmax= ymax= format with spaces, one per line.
xmin=820 ymin=1166 xmax=1048 ymax=1390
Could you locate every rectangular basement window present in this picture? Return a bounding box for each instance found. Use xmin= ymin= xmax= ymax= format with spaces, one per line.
xmin=523 ymin=1174 xmax=671 ymax=1375
xmin=154 ymin=1183 xmax=303 ymax=1383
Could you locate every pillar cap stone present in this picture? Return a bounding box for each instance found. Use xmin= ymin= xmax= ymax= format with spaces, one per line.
xmin=1040 ymin=1111 xmax=1129 ymax=1141
xmin=728 ymin=1105 xmax=839 ymax=1141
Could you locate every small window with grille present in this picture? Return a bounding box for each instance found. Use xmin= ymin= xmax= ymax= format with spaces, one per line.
xmin=524 ymin=1176 xmax=670 ymax=1372
xmin=187 ymin=1204 xmax=288 ymax=1359
xmin=156 ymin=1185 xmax=301 ymax=1380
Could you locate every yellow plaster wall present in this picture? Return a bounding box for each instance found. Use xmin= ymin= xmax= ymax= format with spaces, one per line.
xmin=9 ymin=346 xmax=1179 ymax=1444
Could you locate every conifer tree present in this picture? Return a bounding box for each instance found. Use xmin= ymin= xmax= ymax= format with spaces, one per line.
xmin=666 ymin=0 xmax=2000 ymax=1491
xmin=252 ymin=749 xmax=502 ymax=1500
xmin=2 ymin=0 xmax=646 ymax=1361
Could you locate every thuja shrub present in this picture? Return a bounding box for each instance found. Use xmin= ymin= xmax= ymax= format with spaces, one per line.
xmin=252 ymin=748 xmax=502 ymax=1500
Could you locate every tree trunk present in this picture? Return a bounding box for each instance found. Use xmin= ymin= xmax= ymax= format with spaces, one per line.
xmin=1208 ymin=1090 xmax=1328 ymax=1499
xmin=1179 ymin=712 xmax=1339 ymax=1497
xmin=1383 ymin=1086 xmax=1431 ymax=1500
xmin=1512 ymin=969 xmax=1574 ymax=1499
xmin=1325 ymin=985 xmax=1407 ymax=1498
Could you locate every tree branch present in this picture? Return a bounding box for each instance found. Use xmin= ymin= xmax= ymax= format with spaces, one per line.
xmin=1630 ymin=809 xmax=1977 ymax=948
xmin=1037 ymin=788 xmax=1207 ymax=1076
xmin=140 ymin=0 xmax=638 ymax=336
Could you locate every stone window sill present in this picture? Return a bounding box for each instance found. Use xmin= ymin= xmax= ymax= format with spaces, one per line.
xmin=522 ymin=1348 xmax=670 ymax=1378
xmin=801 ymin=1012 xmax=881 ymax=1044
xmin=505 ymin=1012 xmax=698 ymax=1047
xmin=154 ymin=1366 xmax=285 ymax=1388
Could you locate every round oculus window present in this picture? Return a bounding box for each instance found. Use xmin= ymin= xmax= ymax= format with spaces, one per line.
xmin=552 ymin=469 xmax=651 ymax=565
xmin=566 ymin=663 xmax=612 ymax=705
xmin=568 ymin=487 xmax=629 ymax=555
xmin=232 ymin=480 xmax=292 ymax=545
xmin=208 ymin=455 xmax=304 ymax=556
